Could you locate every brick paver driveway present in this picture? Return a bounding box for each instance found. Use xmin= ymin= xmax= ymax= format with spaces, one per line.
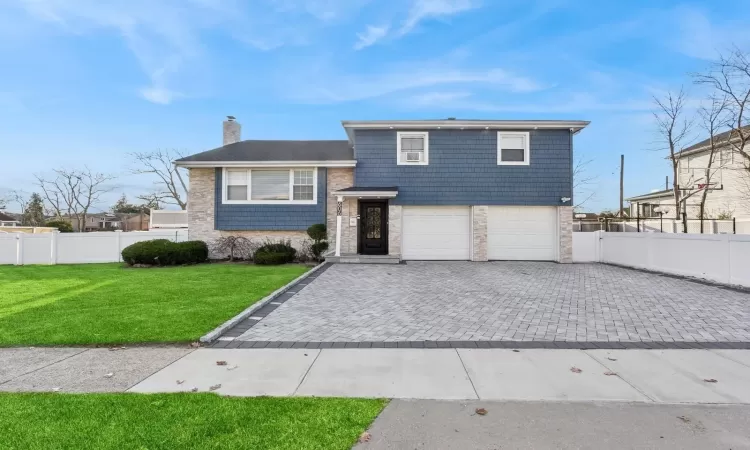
xmin=235 ymin=262 xmax=750 ymax=343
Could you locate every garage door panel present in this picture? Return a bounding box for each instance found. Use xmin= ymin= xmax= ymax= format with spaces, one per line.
xmin=402 ymin=206 xmax=470 ymax=260
xmin=488 ymin=206 xmax=557 ymax=261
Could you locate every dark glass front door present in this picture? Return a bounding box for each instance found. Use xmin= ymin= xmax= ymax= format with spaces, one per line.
xmin=359 ymin=201 xmax=388 ymax=255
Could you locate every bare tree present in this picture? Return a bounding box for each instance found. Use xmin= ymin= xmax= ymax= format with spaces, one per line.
xmin=694 ymin=47 xmax=750 ymax=217
xmin=35 ymin=168 xmax=116 ymax=231
xmin=653 ymin=88 xmax=693 ymax=225
xmin=692 ymin=96 xmax=730 ymax=230
xmin=131 ymin=149 xmax=188 ymax=210
xmin=573 ymin=156 xmax=597 ymax=210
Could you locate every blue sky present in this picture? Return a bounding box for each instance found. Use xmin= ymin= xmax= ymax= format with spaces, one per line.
xmin=1 ymin=0 xmax=750 ymax=212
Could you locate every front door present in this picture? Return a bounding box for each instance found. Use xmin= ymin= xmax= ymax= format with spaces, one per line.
xmin=359 ymin=201 xmax=388 ymax=255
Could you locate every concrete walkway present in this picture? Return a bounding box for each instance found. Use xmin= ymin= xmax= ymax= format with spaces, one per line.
xmin=3 ymin=347 xmax=750 ymax=404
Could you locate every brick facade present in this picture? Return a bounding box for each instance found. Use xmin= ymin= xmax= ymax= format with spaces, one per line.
xmin=471 ymin=206 xmax=488 ymax=261
xmin=558 ymin=206 xmax=573 ymax=263
xmin=326 ymin=168 xmax=357 ymax=254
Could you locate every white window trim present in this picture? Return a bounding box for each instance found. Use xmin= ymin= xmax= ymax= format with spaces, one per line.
xmin=396 ymin=131 xmax=429 ymax=165
xmin=221 ymin=167 xmax=317 ymax=205
xmin=497 ymin=131 xmax=530 ymax=166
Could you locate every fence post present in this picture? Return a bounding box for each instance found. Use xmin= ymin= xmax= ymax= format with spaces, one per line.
xmin=115 ymin=230 xmax=122 ymax=262
xmin=50 ymin=231 xmax=59 ymax=265
xmin=15 ymin=233 xmax=23 ymax=266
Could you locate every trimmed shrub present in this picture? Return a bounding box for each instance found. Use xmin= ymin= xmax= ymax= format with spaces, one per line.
xmin=45 ymin=220 xmax=73 ymax=232
xmin=311 ymin=242 xmax=329 ymax=259
xmin=121 ymin=239 xmax=208 ymax=266
xmin=254 ymin=239 xmax=296 ymax=265
xmin=306 ymin=224 xmax=327 ymax=242
xmin=254 ymin=251 xmax=292 ymax=265
xmin=306 ymin=223 xmax=328 ymax=260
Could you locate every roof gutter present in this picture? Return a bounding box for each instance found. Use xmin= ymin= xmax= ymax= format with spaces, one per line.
xmin=174 ymin=160 xmax=357 ymax=168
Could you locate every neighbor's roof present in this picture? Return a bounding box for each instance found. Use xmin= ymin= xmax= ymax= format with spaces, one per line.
xmin=678 ymin=125 xmax=750 ymax=157
xmin=625 ymin=189 xmax=674 ymax=202
xmin=0 ymin=212 xmax=18 ymax=222
xmin=341 ymin=119 xmax=590 ymax=141
xmin=175 ymin=140 xmax=354 ymax=167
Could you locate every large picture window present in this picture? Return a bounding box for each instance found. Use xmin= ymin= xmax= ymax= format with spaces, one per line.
xmin=222 ymin=168 xmax=317 ymax=204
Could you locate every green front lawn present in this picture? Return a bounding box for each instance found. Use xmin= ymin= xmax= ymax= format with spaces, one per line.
xmin=0 ymin=263 xmax=309 ymax=346
xmin=0 ymin=393 xmax=386 ymax=450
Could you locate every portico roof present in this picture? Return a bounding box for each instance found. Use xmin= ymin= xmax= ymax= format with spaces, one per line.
xmin=332 ymin=186 xmax=398 ymax=199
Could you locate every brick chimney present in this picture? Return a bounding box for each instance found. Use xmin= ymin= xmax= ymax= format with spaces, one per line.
xmin=223 ymin=116 xmax=241 ymax=145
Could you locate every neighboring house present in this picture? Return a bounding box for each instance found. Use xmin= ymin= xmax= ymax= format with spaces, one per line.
xmin=627 ymin=128 xmax=750 ymax=219
xmin=0 ymin=211 xmax=20 ymax=227
xmin=176 ymin=117 xmax=589 ymax=262
xmin=63 ymin=213 xmax=122 ymax=232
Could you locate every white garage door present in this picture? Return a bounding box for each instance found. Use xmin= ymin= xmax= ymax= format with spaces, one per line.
xmin=488 ymin=206 xmax=557 ymax=261
xmin=402 ymin=206 xmax=471 ymax=260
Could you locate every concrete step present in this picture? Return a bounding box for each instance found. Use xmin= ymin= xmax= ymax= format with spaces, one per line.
xmin=326 ymin=254 xmax=401 ymax=264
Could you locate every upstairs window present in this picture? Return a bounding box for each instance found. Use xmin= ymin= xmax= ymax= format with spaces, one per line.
xmin=397 ymin=131 xmax=429 ymax=165
xmin=223 ymin=168 xmax=317 ymax=204
xmin=497 ymin=132 xmax=530 ymax=165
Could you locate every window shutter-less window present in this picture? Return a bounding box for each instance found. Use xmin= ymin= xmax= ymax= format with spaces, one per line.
xmin=251 ymin=170 xmax=290 ymax=200
xmin=500 ymin=134 xmax=526 ymax=162
xmin=226 ymin=169 xmax=248 ymax=200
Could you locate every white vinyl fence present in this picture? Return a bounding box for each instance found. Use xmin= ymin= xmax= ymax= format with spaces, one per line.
xmin=0 ymin=230 xmax=189 ymax=265
xmin=573 ymin=231 xmax=750 ymax=288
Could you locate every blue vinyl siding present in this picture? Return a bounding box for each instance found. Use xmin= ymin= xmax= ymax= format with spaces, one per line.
xmin=353 ymin=129 xmax=572 ymax=205
xmin=214 ymin=167 xmax=327 ymax=230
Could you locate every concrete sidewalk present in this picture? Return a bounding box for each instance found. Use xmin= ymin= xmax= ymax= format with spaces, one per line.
xmin=129 ymin=348 xmax=750 ymax=403
xmin=356 ymin=400 xmax=750 ymax=449
xmin=3 ymin=347 xmax=750 ymax=404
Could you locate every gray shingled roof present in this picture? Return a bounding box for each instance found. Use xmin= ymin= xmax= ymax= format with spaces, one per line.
xmin=681 ymin=125 xmax=750 ymax=153
xmin=176 ymin=140 xmax=353 ymax=163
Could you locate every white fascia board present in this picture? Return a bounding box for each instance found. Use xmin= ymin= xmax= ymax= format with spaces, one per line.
xmin=174 ymin=160 xmax=357 ymax=168
xmin=332 ymin=190 xmax=398 ymax=198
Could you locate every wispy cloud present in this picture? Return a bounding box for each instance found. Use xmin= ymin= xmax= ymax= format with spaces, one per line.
xmin=354 ymin=24 xmax=389 ymax=50
xmin=400 ymin=0 xmax=479 ymax=36
xmin=285 ymin=66 xmax=544 ymax=103
xmin=671 ymin=6 xmax=750 ymax=60
xmin=352 ymin=0 xmax=480 ymax=49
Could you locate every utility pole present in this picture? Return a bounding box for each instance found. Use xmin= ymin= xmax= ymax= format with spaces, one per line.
xmin=619 ymin=154 xmax=624 ymax=217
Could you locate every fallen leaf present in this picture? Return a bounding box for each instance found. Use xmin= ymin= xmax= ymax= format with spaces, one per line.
xmin=607 ymin=357 xmax=617 ymax=361
xmin=603 ymin=371 xmax=617 ymax=376
xmin=190 ymin=342 xmax=200 ymax=348
xmin=104 ymin=373 xmax=114 ymax=378
xmin=227 ymin=365 xmax=239 ymax=371
xmin=703 ymin=378 xmax=718 ymax=383
xmin=358 ymin=432 xmax=371 ymax=443
xmin=190 ymin=387 xmax=198 ymax=392
xmin=176 ymin=380 xmax=185 ymax=385
xmin=677 ymin=415 xmax=690 ymax=423
xmin=512 ymin=349 xmax=520 ymax=353
xmin=108 ymin=346 xmax=126 ymax=351
xmin=209 ymin=384 xmax=222 ymax=391
xmin=216 ymin=361 xmax=228 ymax=366
xmin=475 ymin=408 xmax=488 ymax=416
xmin=570 ymin=367 xmax=583 ymax=374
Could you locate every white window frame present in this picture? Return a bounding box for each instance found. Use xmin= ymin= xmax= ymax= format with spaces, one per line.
xmin=497 ymin=131 xmax=530 ymax=166
xmin=221 ymin=167 xmax=317 ymax=205
xmin=396 ymin=131 xmax=429 ymax=165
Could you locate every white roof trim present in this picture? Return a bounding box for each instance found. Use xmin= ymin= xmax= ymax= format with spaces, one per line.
xmin=625 ymin=191 xmax=674 ymax=202
xmin=175 ymin=160 xmax=357 ymax=168
xmin=341 ymin=120 xmax=589 ymax=142
xmin=332 ymin=190 xmax=398 ymax=198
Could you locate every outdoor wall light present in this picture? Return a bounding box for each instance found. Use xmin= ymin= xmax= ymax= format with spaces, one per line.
xmin=561 ymin=197 xmax=571 ymax=203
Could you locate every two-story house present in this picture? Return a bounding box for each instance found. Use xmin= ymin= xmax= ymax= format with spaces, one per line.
xmin=627 ymin=127 xmax=750 ymax=220
xmin=176 ymin=117 xmax=589 ymax=263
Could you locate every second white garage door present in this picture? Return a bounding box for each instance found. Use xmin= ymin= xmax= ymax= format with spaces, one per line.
xmin=402 ymin=206 xmax=471 ymax=260
xmin=487 ymin=206 xmax=558 ymax=260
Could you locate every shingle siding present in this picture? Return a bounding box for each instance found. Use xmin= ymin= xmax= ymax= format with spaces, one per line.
xmin=214 ymin=167 xmax=327 ymax=230
xmin=354 ymin=129 xmax=572 ymax=205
